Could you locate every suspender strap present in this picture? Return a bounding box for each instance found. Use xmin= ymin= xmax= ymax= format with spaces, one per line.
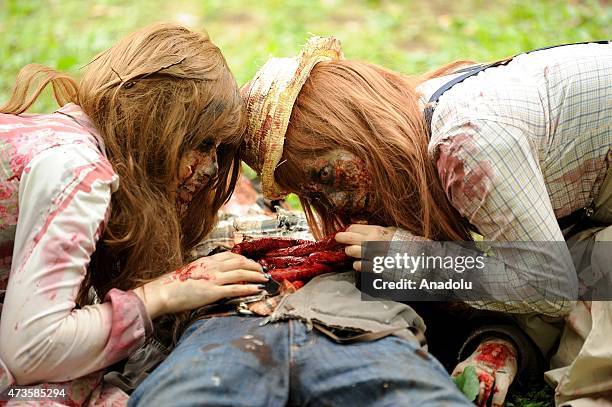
xmin=424 ymin=40 xmax=610 ymax=134
xmin=423 ymin=59 xmax=512 ymax=131
xmin=424 ymin=40 xmax=610 ymax=230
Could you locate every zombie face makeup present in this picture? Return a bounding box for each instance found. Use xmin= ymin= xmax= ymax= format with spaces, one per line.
xmin=175 ymin=145 xmax=219 ymax=215
xmin=297 ymin=150 xmax=373 ymax=219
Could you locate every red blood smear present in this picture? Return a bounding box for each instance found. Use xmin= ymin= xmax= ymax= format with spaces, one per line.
xmin=477 ymin=372 xmax=494 ymax=406
xmin=32 ymin=162 xmax=115 ymax=246
xmin=231 ymin=237 xmax=309 ymax=258
xmin=260 ymin=251 xmax=348 ymax=272
xmin=102 ymin=289 xmax=148 ymax=366
xmin=291 ymin=281 xmax=305 ymax=290
xmin=307 ymin=250 xmax=350 ymax=264
xmin=263 ymin=241 xmax=322 ymax=257
xmin=42 ymin=232 xmax=89 ymax=300
xmin=270 ymin=263 xmax=334 ymax=282
xmin=258 ymin=256 xmax=308 ymax=269
xmin=264 ymin=232 xmax=342 ymax=257
xmin=16 ymin=162 xmax=114 ymax=277
xmin=174 ymin=263 xmax=198 ymax=281
xmin=475 ymin=343 xmax=514 ymax=370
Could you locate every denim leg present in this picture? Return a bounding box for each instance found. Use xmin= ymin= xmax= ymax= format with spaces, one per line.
xmin=288 ymin=321 xmax=472 ymax=407
xmin=129 ymin=316 xmax=290 ymax=407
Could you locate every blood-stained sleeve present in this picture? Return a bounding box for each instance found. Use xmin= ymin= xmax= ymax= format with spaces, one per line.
xmin=433 ymin=119 xmax=562 ymax=240
xmin=433 ymin=119 xmax=577 ymax=315
xmin=385 ymin=119 xmax=577 ymax=316
xmin=0 ymin=144 xmax=152 ymax=385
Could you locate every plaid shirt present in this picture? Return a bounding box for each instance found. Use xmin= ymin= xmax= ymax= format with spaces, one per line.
xmin=189 ymin=210 xmax=313 ymax=260
xmin=392 ymin=42 xmax=612 ymax=316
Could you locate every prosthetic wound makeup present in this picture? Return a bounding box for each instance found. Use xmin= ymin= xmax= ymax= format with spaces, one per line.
xmin=241 ymin=35 xmax=473 ymax=240
xmin=176 ymin=146 xmax=219 ymax=215
xmin=231 ymin=229 xmax=350 ymax=284
xmin=240 ymin=36 xmax=344 ymax=200
xmin=299 ymin=150 xmax=374 ymax=219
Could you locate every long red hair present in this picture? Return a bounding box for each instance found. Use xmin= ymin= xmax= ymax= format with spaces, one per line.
xmin=1 ymin=23 xmax=244 ymax=341
xmin=275 ymin=59 xmax=473 ymax=240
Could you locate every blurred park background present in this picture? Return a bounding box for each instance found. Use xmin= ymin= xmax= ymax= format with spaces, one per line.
xmin=0 ymin=2 xmax=610 ymax=404
xmin=4 ymin=0 xmax=608 ymax=207
xmin=1 ymin=0 xmax=610 ymax=113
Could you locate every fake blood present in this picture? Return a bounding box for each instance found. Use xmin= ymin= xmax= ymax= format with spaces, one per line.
xmin=475 ymin=343 xmax=514 ymax=370
xmin=263 ymin=230 xmax=342 ymax=257
xmin=236 ymin=229 xmax=347 ymax=285
xmin=270 ymin=263 xmax=334 ymax=282
xmin=307 ymin=250 xmax=350 ymax=264
xmin=174 ymin=263 xmax=198 ymax=281
xmin=259 ymin=256 xmax=307 ymax=269
xmin=291 ymin=280 xmax=305 ymax=290
xmin=477 ymin=372 xmax=494 ymax=405
xmin=101 ymin=289 xmax=147 ymax=366
xmin=33 ymin=162 xmax=115 ymax=246
xmin=231 ymin=237 xmax=309 ymax=258
xmin=41 ymin=232 xmax=90 ymax=300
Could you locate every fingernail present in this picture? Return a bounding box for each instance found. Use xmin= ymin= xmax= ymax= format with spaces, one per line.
xmin=262 ymin=266 xmax=269 ymax=273
xmin=257 ymin=284 xmax=267 ymax=289
xmin=263 ymin=272 xmax=271 ymax=280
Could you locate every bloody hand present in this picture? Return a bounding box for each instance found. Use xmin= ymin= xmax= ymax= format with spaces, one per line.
xmin=452 ymin=338 xmax=518 ymax=407
xmin=232 ymin=229 xmax=349 ymax=285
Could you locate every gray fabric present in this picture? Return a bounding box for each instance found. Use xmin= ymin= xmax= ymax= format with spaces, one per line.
xmin=265 ymin=271 xmax=426 ymax=345
xmin=103 ymin=338 xmax=170 ymax=393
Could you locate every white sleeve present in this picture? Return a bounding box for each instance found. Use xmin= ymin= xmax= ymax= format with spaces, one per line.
xmin=0 ymin=145 xmax=152 ymax=384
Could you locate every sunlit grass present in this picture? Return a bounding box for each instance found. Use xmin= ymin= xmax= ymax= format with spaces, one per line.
xmin=4 ymin=0 xmax=605 ymax=215
xmin=1 ymin=0 xmax=609 ymax=112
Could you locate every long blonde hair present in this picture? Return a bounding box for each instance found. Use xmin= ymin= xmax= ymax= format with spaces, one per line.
xmin=1 ymin=23 xmax=244 ymax=323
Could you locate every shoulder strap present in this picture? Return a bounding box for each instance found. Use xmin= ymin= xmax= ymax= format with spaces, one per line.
xmin=423 ymin=59 xmax=511 ymax=131
xmin=424 ymin=40 xmax=610 ymax=231
xmin=423 ymin=40 xmax=610 ymax=134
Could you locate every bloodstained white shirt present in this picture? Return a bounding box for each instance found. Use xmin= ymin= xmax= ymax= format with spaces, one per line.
xmin=0 ymin=103 xmax=151 ymax=404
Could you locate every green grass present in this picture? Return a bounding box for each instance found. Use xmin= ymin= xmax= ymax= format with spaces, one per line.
xmin=1 ymin=0 xmax=610 ymax=112
xmin=2 ymin=0 xmax=608 ymax=208
xmin=1 ymin=1 xmax=609 ymax=404
xmin=507 ymin=383 xmax=555 ymax=407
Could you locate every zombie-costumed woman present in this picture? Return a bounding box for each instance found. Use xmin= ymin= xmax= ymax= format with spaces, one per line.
xmin=236 ymin=38 xmax=612 ymax=407
xmin=0 ymin=23 xmax=270 ymax=405
xmin=129 ymin=40 xmax=475 ymax=407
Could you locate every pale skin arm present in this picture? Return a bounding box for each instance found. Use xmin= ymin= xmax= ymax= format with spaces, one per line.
xmin=133 ymin=251 xmax=267 ymax=320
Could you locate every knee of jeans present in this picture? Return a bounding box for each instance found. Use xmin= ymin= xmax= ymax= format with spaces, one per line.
xmin=383 ymin=336 xmax=450 ymax=376
xmin=129 ymin=370 xmax=183 ymax=407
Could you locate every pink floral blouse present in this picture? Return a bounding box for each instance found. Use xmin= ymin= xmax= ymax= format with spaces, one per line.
xmin=0 ymin=104 xmax=152 ymax=406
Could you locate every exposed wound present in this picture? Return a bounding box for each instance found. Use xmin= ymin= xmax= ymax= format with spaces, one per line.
xmin=475 ymin=342 xmax=516 ymax=370
xmin=436 ymin=135 xmax=493 ymax=217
